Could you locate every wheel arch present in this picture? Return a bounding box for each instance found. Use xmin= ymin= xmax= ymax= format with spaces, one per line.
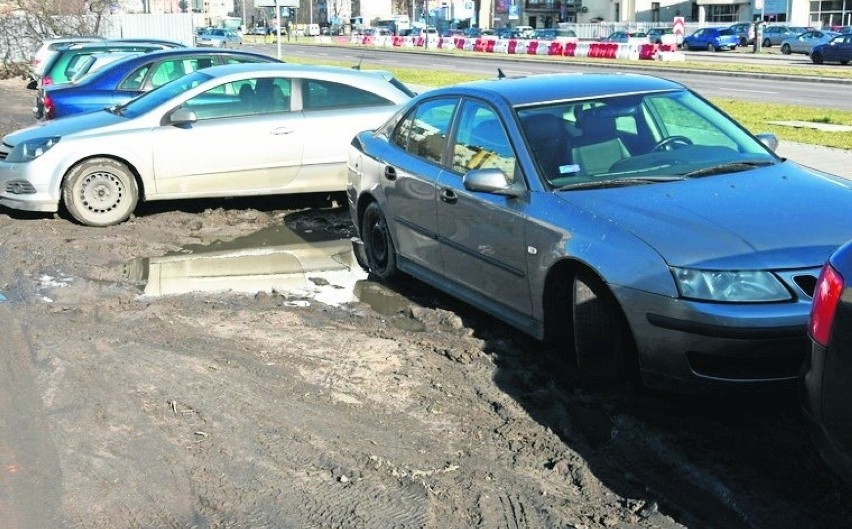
xmin=61 ymin=154 xmax=147 ymax=204
xmin=542 ymin=257 xmax=643 ymax=383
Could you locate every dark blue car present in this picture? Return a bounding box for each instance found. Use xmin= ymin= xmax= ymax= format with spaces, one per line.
xmin=682 ymin=27 xmax=738 ymax=51
xmin=810 ymin=34 xmax=852 ymax=64
xmin=802 ymin=239 xmax=852 ymax=488
xmin=42 ymin=48 xmax=281 ymax=120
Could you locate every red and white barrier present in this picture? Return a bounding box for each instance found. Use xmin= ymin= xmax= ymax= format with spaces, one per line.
xmin=349 ymin=34 xmax=685 ymax=61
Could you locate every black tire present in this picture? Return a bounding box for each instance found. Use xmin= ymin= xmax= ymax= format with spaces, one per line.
xmin=707 ymin=43 xmax=717 ymax=52
xmin=62 ymin=157 xmax=139 ymax=227
xmin=781 ymin=43 xmax=791 ymax=55
xmin=572 ymin=271 xmax=636 ymax=388
xmin=763 ymin=38 xmax=771 ymax=48
xmin=361 ymin=202 xmax=398 ymax=280
xmin=738 ymin=36 xmax=748 ymax=47
xmin=812 ymin=52 xmax=824 ymax=64
xmin=842 ymin=60 xmax=849 ymax=65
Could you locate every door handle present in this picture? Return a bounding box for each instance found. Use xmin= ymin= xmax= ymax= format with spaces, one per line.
xmin=384 ymin=165 xmax=397 ymax=181
xmin=271 ymin=127 xmax=293 ymax=135
xmin=440 ymin=188 xmax=457 ymax=204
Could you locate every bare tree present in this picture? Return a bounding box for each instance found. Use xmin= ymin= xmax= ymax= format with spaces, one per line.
xmin=0 ymin=0 xmax=113 ymax=78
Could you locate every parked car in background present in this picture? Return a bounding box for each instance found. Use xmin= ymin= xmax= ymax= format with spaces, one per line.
xmin=780 ymin=30 xmax=840 ymax=55
xmin=682 ymin=27 xmax=738 ymax=51
xmin=514 ymin=25 xmax=535 ymax=38
xmin=195 ymin=28 xmax=243 ymax=48
xmin=532 ymin=28 xmax=577 ymax=40
xmin=811 ymin=34 xmax=852 ymax=64
xmin=802 ymin=239 xmax=852 ymax=488
xmin=601 ymin=30 xmax=649 ymax=44
xmin=761 ymin=25 xmax=811 ymax=46
xmin=728 ymin=22 xmax=755 ymax=46
xmin=42 ymin=48 xmax=280 ymax=120
xmin=646 ymin=27 xmax=680 ymax=45
xmin=836 ymin=26 xmax=852 ymax=34
xmin=31 ymin=40 xmax=187 ymax=119
xmin=346 ymin=72 xmax=852 ymax=391
xmin=0 ymin=63 xmax=414 ymax=227
xmin=27 ymin=36 xmax=104 ymax=82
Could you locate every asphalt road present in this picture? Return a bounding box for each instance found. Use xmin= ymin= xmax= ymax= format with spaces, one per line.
xmin=260 ymin=43 xmax=852 ymax=111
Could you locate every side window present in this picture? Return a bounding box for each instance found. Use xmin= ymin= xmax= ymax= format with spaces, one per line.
xmin=150 ymin=60 xmax=190 ymax=88
xmin=119 ymin=65 xmax=151 ymax=90
xmin=452 ymin=101 xmax=516 ymax=180
xmin=393 ymin=98 xmax=457 ymax=165
xmin=183 ymin=78 xmax=285 ymax=120
xmin=303 ymin=79 xmax=393 ymax=110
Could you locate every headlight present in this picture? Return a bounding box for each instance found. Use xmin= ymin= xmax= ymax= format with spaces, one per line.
xmin=6 ymin=136 xmax=61 ymax=163
xmin=671 ymin=267 xmax=792 ymax=302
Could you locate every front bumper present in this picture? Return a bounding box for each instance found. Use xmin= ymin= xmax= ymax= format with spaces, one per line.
xmin=0 ymin=159 xmax=62 ymax=213
xmin=615 ymin=284 xmax=811 ymax=391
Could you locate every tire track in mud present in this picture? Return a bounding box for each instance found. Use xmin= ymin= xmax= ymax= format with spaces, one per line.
xmin=0 ymin=304 xmax=65 ymax=529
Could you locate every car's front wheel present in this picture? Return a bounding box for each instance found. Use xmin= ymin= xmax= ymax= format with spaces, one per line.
xmin=572 ymin=271 xmax=636 ymax=388
xmin=62 ymin=157 xmax=139 ymax=227
xmin=707 ymin=42 xmax=717 ymax=52
xmin=812 ymin=52 xmax=824 ymax=64
xmin=781 ymin=43 xmax=792 ymax=54
xmin=763 ymin=38 xmax=772 ymax=47
xmin=361 ymin=202 xmax=398 ymax=280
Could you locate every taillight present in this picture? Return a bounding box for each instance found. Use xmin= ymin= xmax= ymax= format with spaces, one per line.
xmin=810 ymin=264 xmax=844 ymax=347
xmin=42 ymin=76 xmax=52 ymax=87
xmin=43 ymin=94 xmax=55 ymax=120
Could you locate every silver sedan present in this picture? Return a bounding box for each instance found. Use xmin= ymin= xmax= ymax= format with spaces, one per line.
xmin=0 ymin=63 xmax=413 ymax=226
xmin=780 ymin=30 xmax=840 ymax=55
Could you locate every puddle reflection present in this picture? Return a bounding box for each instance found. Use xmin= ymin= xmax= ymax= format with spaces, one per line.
xmin=121 ymin=223 xmax=415 ymax=315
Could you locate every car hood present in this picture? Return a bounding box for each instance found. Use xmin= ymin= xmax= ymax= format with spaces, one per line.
xmin=5 ymin=110 xmax=126 ymax=145
xmin=557 ymin=162 xmax=852 ymax=270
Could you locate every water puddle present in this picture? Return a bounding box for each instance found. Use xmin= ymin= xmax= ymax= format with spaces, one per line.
xmin=121 ymin=222 xmax=416 ymax=318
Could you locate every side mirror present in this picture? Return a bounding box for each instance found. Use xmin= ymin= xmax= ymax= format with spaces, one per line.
xmin=755 ymin=133 xmax=779 ymax=152
xmin=463 ymin=168 xmax=524 ymax=197
xmin=167 ymin=107 xmax=197 ymax=126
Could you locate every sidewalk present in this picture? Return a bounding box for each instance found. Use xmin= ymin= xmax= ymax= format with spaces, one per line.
xmin=777 ymin=142 xmax=852 ymax=179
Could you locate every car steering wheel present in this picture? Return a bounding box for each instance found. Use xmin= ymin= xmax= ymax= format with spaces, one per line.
xmin=651 ymin=136 xmax=693 ymax=152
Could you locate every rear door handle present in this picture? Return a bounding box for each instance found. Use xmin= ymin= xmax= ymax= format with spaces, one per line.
xmin=440 ymin=188 xmax=457 ymax=204
xmin=384 ymin=166 xmax=397 ymax=181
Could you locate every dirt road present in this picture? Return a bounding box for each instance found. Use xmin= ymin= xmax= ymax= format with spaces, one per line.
xmin=0 ymin=77 xmax=850 ymax=528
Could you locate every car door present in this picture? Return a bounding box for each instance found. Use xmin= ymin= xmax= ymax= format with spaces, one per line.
xmin=435 ymin=99 xmax=532 ymax=315
xmin=294 ymin=77 xmax=406 ymax=193
xmin=149 ymin=76 xmax=306 ymax=197
xmin=380 ymin=97 xmax=459 ymax=271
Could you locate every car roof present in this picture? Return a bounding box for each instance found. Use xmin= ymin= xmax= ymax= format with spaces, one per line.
xmin=426 ymin=73 xmax=685 ymax=108
xmin=191 ymin=62 xmax=403 ymax=84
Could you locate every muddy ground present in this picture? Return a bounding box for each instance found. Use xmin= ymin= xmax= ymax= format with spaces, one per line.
xmin=0 ymin=77 xmax=851 ymax=529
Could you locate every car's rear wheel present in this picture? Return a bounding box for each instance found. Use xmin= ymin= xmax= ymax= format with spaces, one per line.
xmin=738 ymin=36 xmax=748 ymax=46
xmin=812 ymin=52 xmax=824 ymax=64
xmin=361 ymin=202 xmax=398 ymax=280
xmin=707 ymin=42 xmax=717 ymax=52
xmin=842 ymin=60 xmax=850 ymax=65
xmin=572 ymin=271 xmax=636 ymax=388
xmin=62 ymin=157 xmax=139 ymax=227
xmin=763 ymin=38 xmax=772 ymax=47
xmin=781 ymin=43 xmax=792 ymax=54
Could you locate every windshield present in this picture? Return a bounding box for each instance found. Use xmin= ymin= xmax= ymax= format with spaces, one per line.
xmin=116 ymin=70 xmax=214 ymax=119
xmin=516 ymin=89 xmax=779 ymax=190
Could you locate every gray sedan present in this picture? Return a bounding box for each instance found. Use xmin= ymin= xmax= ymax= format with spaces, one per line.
xmin=780 ymin=30 xmax=840 ymax=55
xmin=346 ymin=73 xmax=852 ymax=391
xmin=0 ymin=63 xmax=413 ymax=226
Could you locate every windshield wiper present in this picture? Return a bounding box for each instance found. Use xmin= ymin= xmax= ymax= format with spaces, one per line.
xmin=555 ymin=175 xmax=685 ymax=191
xmin=680 ymin=160 xmax=774 ymax=178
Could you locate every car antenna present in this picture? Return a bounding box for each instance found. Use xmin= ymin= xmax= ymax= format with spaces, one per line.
xmin=497 ymin=68 xmax=506 ymax=79
xmin=353 ymin=56 xmax=364 ymax=70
